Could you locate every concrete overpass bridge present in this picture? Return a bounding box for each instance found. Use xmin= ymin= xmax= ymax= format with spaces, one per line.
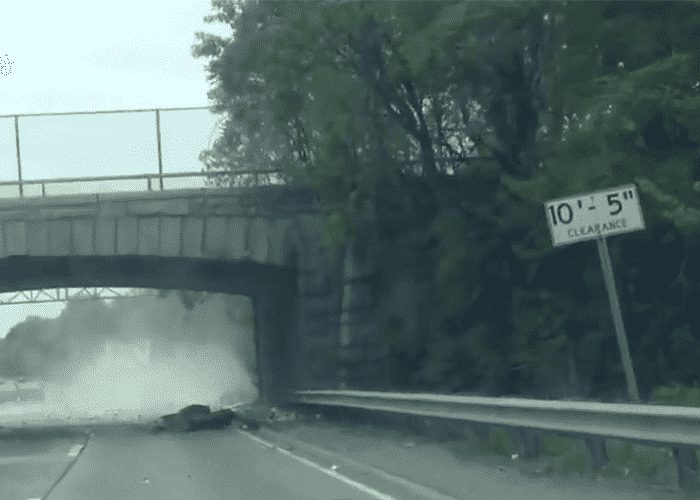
xmin=0 ymin=182 xmax=349 ymax=403
xmin=0 ymin=181 xmax=352 ymax=403
xmin=0 ymin=106 xmax=384 ymax=403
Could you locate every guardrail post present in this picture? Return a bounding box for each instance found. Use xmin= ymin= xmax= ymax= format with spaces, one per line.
xmin=585 ymin=437 xmax=609 ymax=472
xmin=14 ymin=115 xmax=23 ymax=197
xmin=513 ymin=428 xmax=541 ymax=459
xmin=673 ymin=446 xmax=699 ymax=490
xmin=469 ymin=422 xmax=490 ymax=447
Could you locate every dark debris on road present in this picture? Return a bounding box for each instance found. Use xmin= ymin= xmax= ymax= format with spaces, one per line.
xmin=152 ymin=403 xmax=268 ymax=433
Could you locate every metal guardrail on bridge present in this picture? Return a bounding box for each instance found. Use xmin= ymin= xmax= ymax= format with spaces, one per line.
xmin=0 ymin=106 xmax=284 ymax=197
xmin=0 ymin=169 xmax=284 ymax=198
xmin=295 ymin=390 xmax=700 ymax=489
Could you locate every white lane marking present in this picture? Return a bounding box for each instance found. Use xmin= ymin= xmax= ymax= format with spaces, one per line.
xmin=241 ymin=431 xmax=395 ymax=500
xmin=262 ymin=429 xmax=457 ymax=500
xmin=66 ymin=444 xmax=84 ymax=458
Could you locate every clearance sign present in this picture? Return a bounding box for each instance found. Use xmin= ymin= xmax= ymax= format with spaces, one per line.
xmin=544 ymin=184 xmax=645 ymax=247
xmin=544 ymin=183 xmax=645 ymax=402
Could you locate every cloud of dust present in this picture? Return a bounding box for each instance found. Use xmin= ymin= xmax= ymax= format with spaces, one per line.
xmin=43 ymin=339 xmax=258 ymax=418
xmin=1 ymin=292 xmax=260 ymax=421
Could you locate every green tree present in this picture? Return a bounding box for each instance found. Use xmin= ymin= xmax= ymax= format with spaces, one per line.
xmin=503 ymin=1 xmax=700 ymax=397
xmin=195 ymin=0 xmax=700 ymax=398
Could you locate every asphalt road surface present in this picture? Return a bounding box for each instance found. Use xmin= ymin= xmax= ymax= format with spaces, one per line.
xmin=0 ymin=421 xmax=689 ymax=500
xmin=46 ymin=427 xmax=395 ymax=500
xmin=0 ymin=428 xmax=88 ymax=500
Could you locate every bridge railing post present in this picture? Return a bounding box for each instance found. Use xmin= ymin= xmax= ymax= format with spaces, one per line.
xmin=13 ymin=115 xmax=23 ymax=197
xmin=155 ymin=109 xmax=164 ymax=191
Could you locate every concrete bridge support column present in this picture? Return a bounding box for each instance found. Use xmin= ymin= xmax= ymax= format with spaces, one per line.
xmin=293 ymin=266 xmax=343 ymax=391
xmin=338 ymin=244 xmax=386 ymax=389
xmin=251 ymin=267 xmax=298 ymax=405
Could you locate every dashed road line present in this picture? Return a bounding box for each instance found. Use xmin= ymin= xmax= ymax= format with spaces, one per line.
xmin=66 ymin=445 xmax=84 ymax=458
xmin=43 ymin=437 xmax=89 ymax=499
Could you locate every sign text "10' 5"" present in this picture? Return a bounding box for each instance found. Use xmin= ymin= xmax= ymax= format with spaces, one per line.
xmin=544 ymin=184 xmax=645 ymax=247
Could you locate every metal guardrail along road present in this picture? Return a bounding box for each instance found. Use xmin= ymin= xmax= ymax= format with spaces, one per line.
xmin=295 ymin=390 xmax=700 ymax=489
xmin=295 ymin=389 xmax=700 ymax=446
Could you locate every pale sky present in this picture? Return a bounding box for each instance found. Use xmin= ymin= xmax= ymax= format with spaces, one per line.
xmin=0 ymin=0 xmax=232 ymax=336
xmin=0 ymin=0 xmax=229 ymax=114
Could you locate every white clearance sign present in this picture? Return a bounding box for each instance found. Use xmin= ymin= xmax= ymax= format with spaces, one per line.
xmin=544 ymin=184 xmax=645 ymax=247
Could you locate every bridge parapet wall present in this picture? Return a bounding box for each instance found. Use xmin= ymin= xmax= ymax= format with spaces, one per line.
xmin=0 ymin=187 xmax=316 ymax=265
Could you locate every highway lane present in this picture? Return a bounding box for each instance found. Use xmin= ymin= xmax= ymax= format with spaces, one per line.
xmin=46 ymin=426 xmax=397 ymax=500
xmin=0 ymin=419 xmax=687 ymax=500
xmin=259 ymin=420 xmax=685 ymax=500
xmin=0 ymin=428 xmax=87 ymax=500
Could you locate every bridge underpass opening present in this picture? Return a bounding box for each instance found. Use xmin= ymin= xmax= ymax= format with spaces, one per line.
xmin=0 ymin=255 xmax=300 ymax=419
xmin=53 ymin=291 xmax=258 ymax=419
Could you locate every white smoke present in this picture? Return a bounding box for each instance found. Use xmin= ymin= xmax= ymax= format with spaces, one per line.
xmin=43 ymin=340 xmax=257 ymax=419
xmin=0 ymin=292 xmax=260 ymax=423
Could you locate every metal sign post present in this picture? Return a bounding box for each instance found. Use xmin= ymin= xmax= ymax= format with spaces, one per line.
xmin=545 ymin=184 xmax=645 ymax=402
xmin=596 ymin=236 xmax=640 ymax=401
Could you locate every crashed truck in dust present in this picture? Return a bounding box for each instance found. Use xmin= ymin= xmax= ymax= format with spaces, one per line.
xmin=153 ymin=403 xmax=264 ymax=432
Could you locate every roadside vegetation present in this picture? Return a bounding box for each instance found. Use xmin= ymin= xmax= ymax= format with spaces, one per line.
xmin=195 ymin=0 xmax=700 ymax=404
xmin=190 ymin=2 xmax=700 ymax=485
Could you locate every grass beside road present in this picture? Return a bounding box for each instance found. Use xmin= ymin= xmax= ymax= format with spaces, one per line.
xmin=447 ymin=426 xmax=678 ymax=486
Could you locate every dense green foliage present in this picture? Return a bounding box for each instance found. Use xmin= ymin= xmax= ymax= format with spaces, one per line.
xmin=195 ymin=1 xmax=700 ymax=399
